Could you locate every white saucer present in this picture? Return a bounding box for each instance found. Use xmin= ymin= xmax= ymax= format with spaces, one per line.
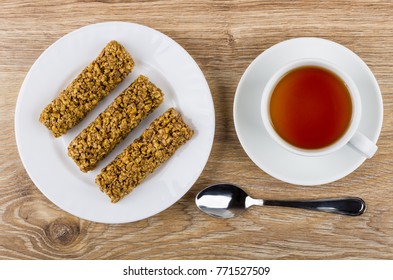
xmin=233 ymin=37 xmax=383 ymax=186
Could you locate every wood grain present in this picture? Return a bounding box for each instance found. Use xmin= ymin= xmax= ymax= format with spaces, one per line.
xmin=1 ymin=0 xmax=393 ymax=259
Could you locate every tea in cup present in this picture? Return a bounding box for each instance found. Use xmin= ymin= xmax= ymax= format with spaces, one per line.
xmin=261 ymin=58 xmax=377 ymax=158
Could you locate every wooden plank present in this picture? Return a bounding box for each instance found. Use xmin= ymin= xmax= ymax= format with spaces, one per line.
xmin=1 ymin=0 xmax=393 ymax=259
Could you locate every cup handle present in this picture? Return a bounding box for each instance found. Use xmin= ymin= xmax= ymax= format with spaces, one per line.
xmin=348 ymin=131 xmax=378 ymax=158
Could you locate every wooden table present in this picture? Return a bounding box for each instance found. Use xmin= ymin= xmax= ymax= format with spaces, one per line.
xmin=1 ymin=0 xmax=393 ymax=260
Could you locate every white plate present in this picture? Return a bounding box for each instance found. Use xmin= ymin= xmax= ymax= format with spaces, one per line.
xmin=234 ymin=37 xmax=383 ymax=186
xmin=15 ymin=22 xmax=215 ymax=223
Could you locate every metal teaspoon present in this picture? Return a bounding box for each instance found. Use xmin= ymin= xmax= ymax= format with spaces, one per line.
xmin=195 ymin=183 xmax=366 ymax=218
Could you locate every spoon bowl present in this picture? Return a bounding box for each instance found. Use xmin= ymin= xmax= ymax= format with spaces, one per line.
xmin=195 ymin=183 xmax=366 ymax=218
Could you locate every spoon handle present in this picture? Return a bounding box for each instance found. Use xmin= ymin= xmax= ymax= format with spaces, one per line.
xmin=262 ymin=197 xmax=366 ymax=216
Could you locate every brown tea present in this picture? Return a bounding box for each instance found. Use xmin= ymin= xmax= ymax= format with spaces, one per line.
xmin=269 ymin=66 xmax=352 ymax=150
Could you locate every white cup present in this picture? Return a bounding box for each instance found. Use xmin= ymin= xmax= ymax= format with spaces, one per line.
xmin=261 ymin=58 xmax=377 ymax=158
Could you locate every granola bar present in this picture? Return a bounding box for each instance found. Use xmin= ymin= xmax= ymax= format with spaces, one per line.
xmin=39 ymin=40 xmax=134 ymax=137
xmin=96 ymin=108 xmax=194 ymax=203
xmin=68 ymin=75 xmax=164 ymax=172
